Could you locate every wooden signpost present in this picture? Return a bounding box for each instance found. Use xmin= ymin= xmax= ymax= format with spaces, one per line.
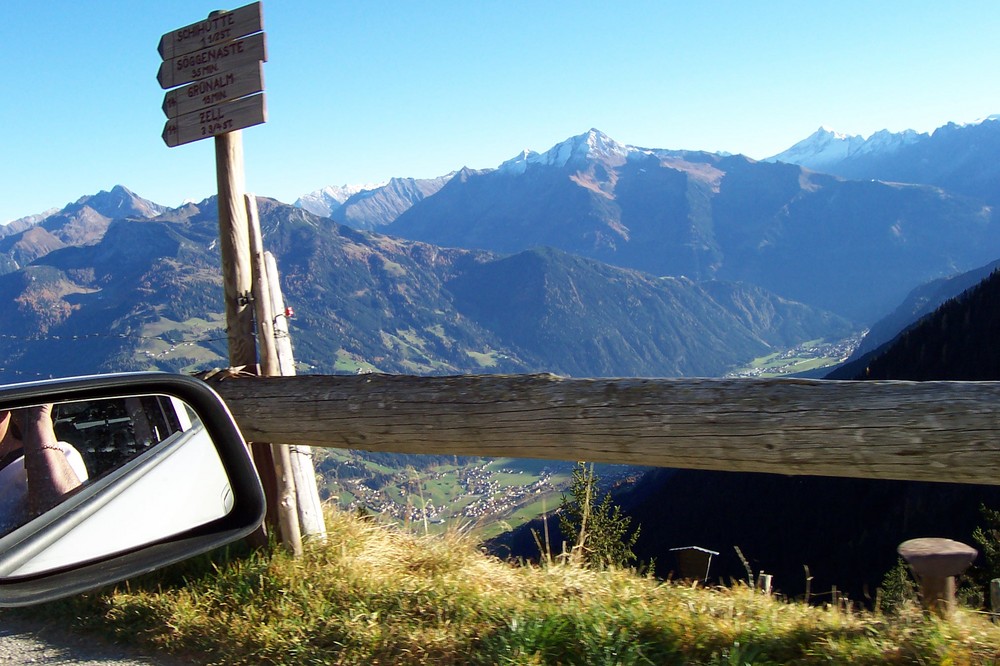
xmin=157 ymin=3 xmax=311 ymax=554
xmin=158 ymin=2 xmax=267 ymax=148
xmin=157 ymin=1 xmax=267 ymax=367
xmin=157 ymin=32 xmax=267 ymax=90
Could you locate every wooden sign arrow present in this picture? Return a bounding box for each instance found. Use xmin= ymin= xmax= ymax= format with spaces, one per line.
xmin=162 ymin=61 xmax=264 ymax=119
xmin=158 ymin=2 xmax=263 ymax=61
xmin=162 ymin=92 xmax=266 ymax=147
xmin=157 ymin=32 xmax=266 ymax=90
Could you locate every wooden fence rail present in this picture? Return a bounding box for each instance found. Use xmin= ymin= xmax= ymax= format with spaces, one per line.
xmin=209 ymin=374 xmax=1000 ymax=486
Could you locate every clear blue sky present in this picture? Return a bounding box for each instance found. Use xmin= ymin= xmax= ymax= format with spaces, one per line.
xmin=4 ymin=1 xmax=1000 ymax=223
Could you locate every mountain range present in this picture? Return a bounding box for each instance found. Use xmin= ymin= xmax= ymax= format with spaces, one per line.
xmin=296 ymin=176 xmax=453 ymax=230
xmin=768 ymin=116 xmax=1000 ymax=206
xmin=6 ymin=119 xmax=1000 ymax=380
xmin=300 ymin=125 xmax=1000 ymax=323
xmin=0 ymin=187 xmax=849 ymax=380
xmin=491 ymin=251 xmax=1000 ymax=600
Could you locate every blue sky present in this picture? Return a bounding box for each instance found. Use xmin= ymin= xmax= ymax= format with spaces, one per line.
xmin=3 ymin=1 xmax=1000 ymax=223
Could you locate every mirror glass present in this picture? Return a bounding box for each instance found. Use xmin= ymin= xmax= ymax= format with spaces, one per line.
xmin=0 ymin=394 xmax=234 ymax=576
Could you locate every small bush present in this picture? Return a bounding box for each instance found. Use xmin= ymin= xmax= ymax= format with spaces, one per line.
xmin=877 ymin=557 xmax=917 ymax=614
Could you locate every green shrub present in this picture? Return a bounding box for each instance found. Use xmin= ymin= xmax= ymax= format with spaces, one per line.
xmin=558 ymin=462 xmax=641 ymax=569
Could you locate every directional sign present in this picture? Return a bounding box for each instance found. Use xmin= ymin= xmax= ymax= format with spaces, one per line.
xmin=162 ymin=61 xmax=264 ymax=119
xmin=162 ymin=93 xmax=266 ymax=148
xmin=158 ymin=2 xmax=263 ymax=61
xmin=157 ymin=32 xmax=267 ymax=90
xmin=157 ymin=3 xmax=267 ymax=148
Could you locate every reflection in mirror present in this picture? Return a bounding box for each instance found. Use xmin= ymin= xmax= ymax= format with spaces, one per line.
xmin=0 ymin=395 xmax=234 ymax=576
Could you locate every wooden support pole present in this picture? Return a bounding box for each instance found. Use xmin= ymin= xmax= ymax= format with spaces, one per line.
xmin=246 ymin=194 xmax=280 ymax=378
xmin=271 ymin=441 xmax=303 ymax=557
xmin=264 ymin=252 xmax=327 ymax=540
xmin=265 ymin=252 xmax=296 ymax=377
xmin=214 ymin=131 xmax=256 ymax=369
xmin=215 ymin=131 xmax=273 ymax=547
xmin=246 ymin=194 xmax=302 ymax=556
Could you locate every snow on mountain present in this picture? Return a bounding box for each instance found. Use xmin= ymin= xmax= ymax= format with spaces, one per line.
xmin=335 ymin=175 xmax=455 ymax=230
xmin=767 ymin=127 xmax=866 ymax=171
xmin=854 ymin=128 xmax=922 ymax=156
xmin=295 ymin=182 xmax=385 ymax=217
xmin=498 ymin=149 xmax=541 ymax=175
xmin=499 ymin=129 xmax=647 ymax=174
xmin=963 ymin=114 xmax=1000 ymax=127
xmin=768 ymin=126 xmax=924 ymax=172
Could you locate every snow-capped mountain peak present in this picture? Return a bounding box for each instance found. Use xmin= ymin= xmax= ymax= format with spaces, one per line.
xmin=766 ymin=127 xmax=866 ymax=170
xmin=767 ymin=125 xmax=927 ymax=171
xmin=499 ymin=149 xmax=541 ymax=175
xmin=295 ymin=182 xmax=386 ymax=217
xmin=499 ymin=129 xmax=644 ymax=174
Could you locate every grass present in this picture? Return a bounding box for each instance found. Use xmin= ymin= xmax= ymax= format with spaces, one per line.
xmin=465 ymin=350 xmax=500 ymax=368
xmin=133 ymin=313 xmax=228 ymax=372
xmin=332 ymin=349 xmax=380 ymax=374
xmin=15 ymin=507 xmax=1000 ymax=665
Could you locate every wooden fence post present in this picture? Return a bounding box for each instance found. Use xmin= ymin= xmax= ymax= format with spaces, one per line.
xmin=757 ymin=572 xmax=773 ymax=596
xmin=246 ymin=195 xmax=279 ymax=378
xmin=265 ymin=252 xmax=296 ymax=376
xmin=264 ymin=251 xmax=327 ymax=541
xmin=270 ymin=441 xmax=303 ymax=557
xmin=246 ymin=194 xmax=302 ymax=556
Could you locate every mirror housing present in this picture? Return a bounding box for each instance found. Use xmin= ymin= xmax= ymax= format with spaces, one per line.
xmin=0 ymin=373 xmax=265 ymax=606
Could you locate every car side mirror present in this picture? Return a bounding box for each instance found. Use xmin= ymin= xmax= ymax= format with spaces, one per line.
xmin=0 ymin=373 xmax=265 ymax=606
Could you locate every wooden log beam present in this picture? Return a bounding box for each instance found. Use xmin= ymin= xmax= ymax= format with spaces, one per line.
xmin=209 ymin=374 xmax=1000 ymax=486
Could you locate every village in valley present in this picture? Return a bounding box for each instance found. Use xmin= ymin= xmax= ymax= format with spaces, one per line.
xmin=313 ymin=451 xmax=645 ymax=538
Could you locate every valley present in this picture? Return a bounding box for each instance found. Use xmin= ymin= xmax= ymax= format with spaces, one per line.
xmin=725 ymin=331 xmax=865 ymax=378
xmin=312 ymin=449 xmax=645 ymax=540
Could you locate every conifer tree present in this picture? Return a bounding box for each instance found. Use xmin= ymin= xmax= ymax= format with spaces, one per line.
xmin=558 ymin=462 xmax=640 ymax=569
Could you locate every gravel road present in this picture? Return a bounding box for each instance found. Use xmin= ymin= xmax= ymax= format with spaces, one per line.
xmin=0 ymin=613 xmax=197 ymax=665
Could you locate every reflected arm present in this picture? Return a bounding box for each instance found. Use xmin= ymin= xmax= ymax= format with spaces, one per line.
xmin=19 ymin=406 xmax=82 ymax=517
